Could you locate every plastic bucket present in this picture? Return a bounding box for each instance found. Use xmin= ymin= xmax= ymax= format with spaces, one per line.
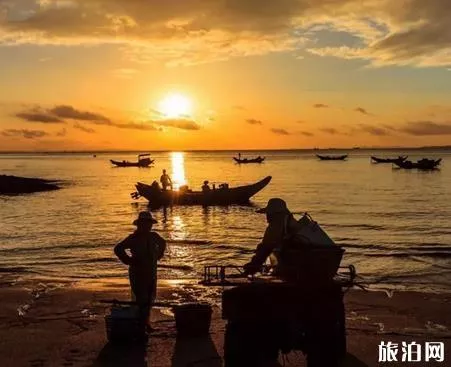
xmin=173 ymin=303 xmax=212 ymax=337
xmin=105 ymin=305 xmax=146 ymax=343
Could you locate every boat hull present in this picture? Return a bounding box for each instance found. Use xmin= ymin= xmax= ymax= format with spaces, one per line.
xmin=233 ymin=157 xmax=265 ymax=164
xmin=371 ymin=156 xmax=407 ymax=163
xmin=316 ymin=154 xmax=348 ymax=161
xmin=394 ymin=159 xmax=441 ymax=170
xmin=135 ymin=176 xmax=272 ymax=207
xmin=111 ymin=159 xmax=153 ymax=167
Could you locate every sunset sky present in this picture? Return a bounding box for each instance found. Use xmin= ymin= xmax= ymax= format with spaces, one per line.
xmin=1 ymin=0 xmax=451 ymax=151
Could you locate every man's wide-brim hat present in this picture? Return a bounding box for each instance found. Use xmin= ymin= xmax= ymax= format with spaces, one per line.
xmin=256 ymin=198 xmax=289 ymax=214
xmin=133 ymin=211 xmax=157 ymax=225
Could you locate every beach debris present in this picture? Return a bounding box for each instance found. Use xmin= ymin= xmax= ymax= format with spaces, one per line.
xmin=81 ymin=308 xmax=97 ymax=319
xmin=426 ymin=321 xmax=448 ymax=332
xmin=158 ymin=308 xmax=175 ymax=317
xmin=383 ymin=289 xmax=394 ymax=298
xmin=347 ymin=311 xmax=369 ymax=322
xmin=18 ymin=282 xmax=67 ymax=317
xmin=17 ymin=304 xmax=31 ymax=317
xmin=374 ymin=322 xmax=385 ymax=333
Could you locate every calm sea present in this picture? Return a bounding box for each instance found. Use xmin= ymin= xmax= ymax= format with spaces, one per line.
xmin=1 ymin=150 xmax=450 ymax=294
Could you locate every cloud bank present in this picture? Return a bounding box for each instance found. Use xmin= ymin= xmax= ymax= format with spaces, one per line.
xmin=1 ymin=1 xmax=450 ymax=67
xmin=2 ymin=128 xmax=48 ymax=139
xmin=354 ymin=107 xmax=371 ymax=115
xmin=399 ymin=121 xmax=451 ymax=136
xmin=246 ymin=118 xmax=263 ymax=125
xmin=14 ymin=104 xmax=198 ymax=132
xmin=271 ymin=128 xmax=290 ymax=135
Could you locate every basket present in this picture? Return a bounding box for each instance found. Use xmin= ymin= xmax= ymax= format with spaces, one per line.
xmin=105 ymin=304 xmax=146 ymax=343
xmin=279 ymin=246 xmax=345 ymax=283
xmin=173 ymin=303 xmax=212 ymax=338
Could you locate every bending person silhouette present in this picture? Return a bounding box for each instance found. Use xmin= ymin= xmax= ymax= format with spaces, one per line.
xmin=243 ymin=198 xmax=303 ymax=276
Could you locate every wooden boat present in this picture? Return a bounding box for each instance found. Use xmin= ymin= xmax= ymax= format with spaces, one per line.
xmin=371 ymin=155 xmax=407 ymax=164
xmin=316 ymin=154 xmax=348 ymax=161
xmin=394 ymin=158 xmax=442 ymax=170
xmin=111 ymin=153 xmax=154 ymax=167
xmin=233 ymin=156 xmax=265 ymax=164
xmin=133 ymin=176 xmax=272 ymax=207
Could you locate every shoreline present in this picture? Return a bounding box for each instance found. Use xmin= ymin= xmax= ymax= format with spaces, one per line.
xmin=1 ymin=280 xmax=450 ymax=366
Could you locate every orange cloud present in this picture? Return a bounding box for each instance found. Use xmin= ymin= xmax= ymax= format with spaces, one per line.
xmin=1 ymin=1 xmax=448 ymax=67
xmin=2 ymin=129 xmax=49 ymax=139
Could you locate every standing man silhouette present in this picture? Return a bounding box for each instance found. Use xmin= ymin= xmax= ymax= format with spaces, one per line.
xmin=114 ymin=211 xmax=166 ymax=331
xmin=160 ymin=169 xmax=172 ymax=191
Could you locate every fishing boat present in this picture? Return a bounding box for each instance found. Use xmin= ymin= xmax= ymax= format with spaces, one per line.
xmin=371 ymin=155 xmax=407 ymax=164
xmin=394 ymin=158 xmax=442 ymax=170
xmin=132 ymin=176 xmax=272 ymax=207
xmin=233 ymin=156 xmax=265 ymax=164
xmin=316 ymin=154 xmax=348 ymax=161
xmin=111 ymin=153 xmax=154 ymax=167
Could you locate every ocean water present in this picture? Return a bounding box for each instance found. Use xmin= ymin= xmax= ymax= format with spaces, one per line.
xmin=1 ymin=150 xmax=450 ymax=293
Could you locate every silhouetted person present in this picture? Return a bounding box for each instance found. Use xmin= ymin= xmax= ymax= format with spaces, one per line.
xmin=160 ymin=169 xmax=172 ymax=191
xmin=202 ymin=180 xmax=211 ymax=193
xmin=114 ymin=211 xmax=166 ymax=330
xmin=243 ymin=198 xmax=303 ymax=275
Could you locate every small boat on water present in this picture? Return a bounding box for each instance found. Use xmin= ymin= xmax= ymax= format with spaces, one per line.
xmin=132 ymin=176 xmax=272 ymax=207
xmin=111 ymin=153 xmax=154 ymax=167
xmin=371 ymin=155 xmax=407 ymax=164
xmin=233 ymin=156 xmax=265 ymax=164
xmin=316 ymin=154 xmax=348 ymax=161
xmin=394 ymin=158 xmax=442 ymax=170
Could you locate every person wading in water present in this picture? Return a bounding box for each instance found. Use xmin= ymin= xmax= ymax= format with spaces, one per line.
xmin=160 ymin=169 xmax=172 ymax=191
xmin=114 ymin=211 xmax=166 ymax=331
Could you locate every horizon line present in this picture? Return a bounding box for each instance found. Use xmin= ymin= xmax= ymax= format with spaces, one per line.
xmin=1 ymin=145 xmax=451 ymax=154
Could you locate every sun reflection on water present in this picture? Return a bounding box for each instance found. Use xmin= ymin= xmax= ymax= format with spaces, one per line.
xmin=171 ymin=215 xmax=187 ymax=241
xmin=171 ymin=152 xmax=186 ymax=190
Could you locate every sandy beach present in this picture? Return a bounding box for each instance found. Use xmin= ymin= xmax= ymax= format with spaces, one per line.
xmin=1 ymin=280 xmax=450 ymax=367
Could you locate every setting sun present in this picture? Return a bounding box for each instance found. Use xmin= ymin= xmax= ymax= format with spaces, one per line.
xmin=158 ymin=93 xmax=192 ymax=118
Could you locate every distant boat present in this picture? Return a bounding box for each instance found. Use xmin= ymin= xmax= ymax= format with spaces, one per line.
xmin=371 ymin=155 xmax=407 ymax=164
xmin=394 ymin=158 xmax=442 ymax=170
xmin=233 ymin=156 xmax=265 ymax=164
xmin=133 ymin=176 xmax=272 ymax=207
xmin=111 ymin=153 xmax=154 ymax=167
xmin=316 ymin=154 xmax=348 ymax=161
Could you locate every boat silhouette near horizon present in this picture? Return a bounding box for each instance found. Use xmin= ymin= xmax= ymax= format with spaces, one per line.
xmin=394 ymin=158 xmax=442 ymax=170
xmin=371 ymin=155 xmax=407 ymax=164
xmin=316 ymin=154 xmax=348 ymax=161
xmin=233 ymin=156 xmax=265 ymax=164
xmin=111 ymin=153 xmax=154 ymax=167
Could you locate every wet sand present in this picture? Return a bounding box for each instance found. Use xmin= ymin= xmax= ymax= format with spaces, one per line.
xmin=0 ymin=282 xmax=450 ymax=367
